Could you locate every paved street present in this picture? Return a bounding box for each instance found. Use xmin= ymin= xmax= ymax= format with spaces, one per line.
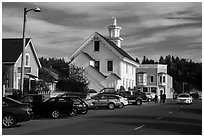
xmin=2 ymin=99 xmax=202 ymax=135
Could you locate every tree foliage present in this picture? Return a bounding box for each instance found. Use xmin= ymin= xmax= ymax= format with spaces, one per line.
xmin=39 ymin=57 xmax=89 ymax=93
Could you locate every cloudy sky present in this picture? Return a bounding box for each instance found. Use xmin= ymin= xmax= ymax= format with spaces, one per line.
xmin=2 ymin=2 xmax=202 ymax=62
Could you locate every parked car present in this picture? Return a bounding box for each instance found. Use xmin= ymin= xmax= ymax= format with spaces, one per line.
xmin=97 ymin=93 xmax=128 ymax=107
xmin=119 ymin=91 xmax=147 ymax=105
xmin=32 ymin=97 xmax=77 ymax=119
xmin=177 ymin=94 xmax=193 ymax=104
xmin=2 ymin=97 xmax=33 ymax=128
xmin=18 ymin=94 xmax=44 ymax=106
xmin=87 ymin=89 xmax=98 ymax=97
xmin=69 ymin=97 xmax=88 ymax=114
xmin=91 ymin=94 xmax=124 ymax=109
xmin=173 ymin=93 xmax=179 ymax=99
xmin=145 ymin=92 xmax=155 ymax=102
xmin=114 ymin=95 xmax=128 ymax=107
xmin=58 ymin=92 xmax=95 ymax=109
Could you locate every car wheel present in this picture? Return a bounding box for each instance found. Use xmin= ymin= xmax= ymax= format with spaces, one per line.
xmin=108 ymin=103 xmax=115 ymax=110
xmin=70 ymin=108 xmax=78 ymax=116
xmin=119 ymin=103 xmax=124 ymax=108
xmin=81 ymin=106 xmax=88 ymax=114
xmin=147 ymin=98 xmax=152 ymax=102
xmin=51 ymin=110 xmax=60 ymax=119
xmin=135 ymin=99 xmax=142 ymax=106
xmin=3 ymin=114 xmax=16 ymax=128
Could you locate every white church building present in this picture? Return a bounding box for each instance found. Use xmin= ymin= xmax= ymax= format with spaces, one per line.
xmin=69 ymin=18 xmax=139 ymax=92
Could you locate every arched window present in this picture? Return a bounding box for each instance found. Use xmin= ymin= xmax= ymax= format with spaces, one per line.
xmin=25 ymin=53 xmax=30 ymax=66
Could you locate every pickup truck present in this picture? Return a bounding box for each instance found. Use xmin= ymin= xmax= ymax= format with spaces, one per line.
xmin=118 ymin=91 xmax=147 ymax=106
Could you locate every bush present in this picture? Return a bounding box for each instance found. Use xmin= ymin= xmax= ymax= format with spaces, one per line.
xmin=56 ymin=79 xmax=88 ymax=93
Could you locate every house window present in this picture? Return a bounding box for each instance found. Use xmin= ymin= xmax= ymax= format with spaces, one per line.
xmin=138 ymin=75 xmax=142 ymax=83
xmin=94 ymin=41 xmax=100 ymax=51
xmin=132 ymin=67 xmax=134 ymax=74
xmin=25 ymin=53 xmax=30 ymax=66
xmin=129 ymin=80 xmax=131 ymax=88
xmin=126 ymin=64 xmax=128 ymax=73
xmin=160 ymin=76 xmax=162 ymax=83
xmin=163 ymin=76 xmax=166 ymax=83
xmin=126 ymin=79 xmax=128 ymax=89
xmin=123 ymin=78 xmax=125 ymax=87
xmin=132 ymin=80 xmax=134 ymax=88
xmin=150 ymin=76 xmax=154 ymax=83
xmin=95 ymin=61 xmax=100 ymax=71
xmin=107 ymin=61 xmax=113 ymax=71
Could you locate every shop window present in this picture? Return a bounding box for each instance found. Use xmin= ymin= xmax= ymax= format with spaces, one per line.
xmin=160 ymin=76 xmax=162 ymax=83
xmin=163 ymin=76 xmax=166 ymax=83
xmin=150 ymin=76 xmax=154 ymax=83
xmin=143 ymin=87 xmax=148 ymax=92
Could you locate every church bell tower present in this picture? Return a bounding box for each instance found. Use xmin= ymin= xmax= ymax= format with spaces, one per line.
xmin=108 ymin=17 xmax=123 ymax=48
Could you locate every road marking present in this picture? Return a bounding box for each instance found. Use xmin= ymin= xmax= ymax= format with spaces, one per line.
xmin=156 ymin=117 xmax=163 ymax=120
xmin=169 ymin=111 xmax=173 ymax=114
xmin=134 ymin=125 xmax=145 ymax=131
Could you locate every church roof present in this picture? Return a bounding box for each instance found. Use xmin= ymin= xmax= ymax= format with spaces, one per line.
xmin=96 ymin=32 xmax=136 ymax=63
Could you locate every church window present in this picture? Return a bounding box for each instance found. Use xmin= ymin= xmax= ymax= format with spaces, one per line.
xmin=107 ymin=61 xmax=113 ymax=71
xmin=95 ymin=61 xmax=100 ymax=71
xmin=94 ymin=41 xmax=100 ymax=51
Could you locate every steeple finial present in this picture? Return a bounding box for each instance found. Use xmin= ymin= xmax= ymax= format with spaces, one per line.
xmin=112 ymin=16 xmax=117 ymax=25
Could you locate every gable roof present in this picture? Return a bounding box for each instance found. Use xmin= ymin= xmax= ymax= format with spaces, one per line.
xmin=69 ymin=32 xmax=138 ymax=65
xmin=43 ymin=67 xmax=63 ymax=81
xmin=96 ymin=32 xmax=136 ymax=63
xmin=2 ymin=38 xmax=41 ymax=68
xmin=2 ymin=38 xmax=31 ymax=63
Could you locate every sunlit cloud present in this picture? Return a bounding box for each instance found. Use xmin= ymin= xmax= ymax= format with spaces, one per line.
xmin=2 ymin=2 xmax=202 ymax=62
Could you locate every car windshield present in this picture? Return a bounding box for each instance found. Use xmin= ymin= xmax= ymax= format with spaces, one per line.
xmin=178 ymin=94 xmax=190 ymax=98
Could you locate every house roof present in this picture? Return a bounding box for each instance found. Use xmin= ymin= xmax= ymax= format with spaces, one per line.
xmin=107 ymin=73 xmax=121 ymax=80
xmin=89 ymin=65 xmax=107 ymax=78
xmin=96 ymin=32 xmax=136 ymax=63
xmin=2 ymin=38 xmax=41 ymax=68
xmin=2 ymin=38 xmax=31 ymax=63
xmin=82 ymin=52 xmax=95 ymax=61
xmin=43 ymin=67 xmax=64 ymax=81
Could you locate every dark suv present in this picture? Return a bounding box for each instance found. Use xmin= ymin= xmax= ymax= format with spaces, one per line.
xmin=119 ymin=91 xmax=147 ymax=106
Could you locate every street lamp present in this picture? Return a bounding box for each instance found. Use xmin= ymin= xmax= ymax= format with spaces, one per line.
xmin=20 ymin=7 xmax=41 ymax=95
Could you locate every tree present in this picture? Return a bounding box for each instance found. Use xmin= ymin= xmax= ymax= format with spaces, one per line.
xmin=39 ymin=57 xmax=90 ymax=93
xmin=159 ymin=56 xmax=165 ymax=64
xmin=135 ymin=58 xmax=140 ymax=64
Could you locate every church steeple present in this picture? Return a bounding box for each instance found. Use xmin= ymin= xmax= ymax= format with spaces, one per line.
xmin=108 ymin=17 xmax=123 ymax=48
